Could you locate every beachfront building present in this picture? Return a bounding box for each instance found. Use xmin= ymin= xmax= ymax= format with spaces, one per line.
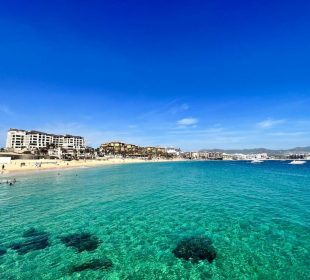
xmin=5 ymin=129 xmax=27 ymax=151
xmin=100 ymin=141 xmax=144 ymax=157
xmin=286 ymin=153 xmax=308 ymax=160
xmin=255 ymin=153 xmax=268 ymax=159
xmin=142 ymin=146 xmax=169 ymax=158
xmin=231 ymin=153 xmax=247 ymax=160
xmin=189 ymin=151 xmax=223 ymax=160
xmin=166 ymin=147 xmax=181 ymax=157
xmin=48 ymin=147 xmax=63 ymax=159
xmin=182 ymin=151 xmax=224 ymax=160
xmin=124 ymin=143 xmax=139 ymax=154
xmin=197 ymin=152 xmax=209 ymax=159
xmin=100 ymin=142 xmax=126 ymax=154
xmin=99 ymin=142 xmax=176 ymax=159
xmin=6 ymin=128 xmax=85 ymax=152
xmin=24 ymin=131 xmax=54 ymax=150
xmin=206 ymin=152 xmax=223 ymax=160
xmin=222 ymin=153 xmax=233 ymax=160
xmin=191 ymin=152 xmax=200 ymax=159
xmin=144 ymin=146 xmax=157 ymax=154
xmin=156 ymin=147 xmax=166 ymax=154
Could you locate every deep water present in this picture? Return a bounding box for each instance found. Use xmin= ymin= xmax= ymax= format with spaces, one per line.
xmin=0 ymin=161 xmax=309 ymax=279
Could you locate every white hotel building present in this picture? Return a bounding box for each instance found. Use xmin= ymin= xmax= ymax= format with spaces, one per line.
xmin=6 ymin=129 xmax=85 ymax=152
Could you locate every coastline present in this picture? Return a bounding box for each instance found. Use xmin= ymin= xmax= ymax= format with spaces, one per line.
xmin=0 ymin=158 xmax=186 ymax=177
xmin=1 ymin=158 xmax=307 ymax=178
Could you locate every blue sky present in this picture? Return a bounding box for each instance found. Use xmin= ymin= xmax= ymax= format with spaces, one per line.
xmin=0 ymin=0 xmax=310 ymax=150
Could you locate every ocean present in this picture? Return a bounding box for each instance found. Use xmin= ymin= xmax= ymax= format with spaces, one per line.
xmin=0 ymin=161 xmax=309 ymax=279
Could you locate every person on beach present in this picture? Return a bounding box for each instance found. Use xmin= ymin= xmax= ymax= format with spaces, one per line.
xmin=2 ymin=164 xmax=4 ymax=171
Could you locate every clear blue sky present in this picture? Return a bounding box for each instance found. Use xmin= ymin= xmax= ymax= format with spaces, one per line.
xmin=0 ymin=0 xmax=309 ymax=150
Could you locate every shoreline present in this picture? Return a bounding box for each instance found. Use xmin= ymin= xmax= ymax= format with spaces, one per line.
xmin=1 ymin=158 xmax=307 ymax=178
xmin=0 ymin=158 xmax=187 ymax=177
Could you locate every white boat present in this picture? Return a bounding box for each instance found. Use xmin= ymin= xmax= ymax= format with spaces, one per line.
xmin=251 ymin=159 xmax=264 ymax=164
xmin=288 ymin=160 xmax=306 ymax=165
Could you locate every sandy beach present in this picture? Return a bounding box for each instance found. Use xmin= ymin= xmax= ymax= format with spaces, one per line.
xmin=0 ymin=158 xmax=185 ymax=176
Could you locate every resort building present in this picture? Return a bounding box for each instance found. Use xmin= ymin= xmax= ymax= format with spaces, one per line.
xmin=24 ymin=131 xmax=54 ymax=150
xmin=166 ymin=147 xmax=181 ymax=156
xmin=6 ymin=128 xmax=85 ymax=152
xmin=100 ymin=142 xmax=141 ymax=156
xmin=145 ymin=146 xmax=157 ymax=154
xmin=5 ymin=129 xmax=27 ymax=151
xmin=99 ymin=142 xmax=175 ymax=158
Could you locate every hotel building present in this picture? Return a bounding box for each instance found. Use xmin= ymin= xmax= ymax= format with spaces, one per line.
xmin=6 ymin=129 xmax=85 ymax=152
xmin=99 ymin=141 xmax=179 ymax=158
xmin=99 ymin=142 xmax=139 ymax=155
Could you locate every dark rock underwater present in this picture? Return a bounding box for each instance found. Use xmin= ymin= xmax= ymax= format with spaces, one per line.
xmin=10 ymin=228 xmax=49 ymax=255
xmin=172 ymin=236 xmax=216 ymax=263
xmin=70 ymin=258 xmax=113 ymax=273
xmin=59 ymin=232 xmax=101 ymax=252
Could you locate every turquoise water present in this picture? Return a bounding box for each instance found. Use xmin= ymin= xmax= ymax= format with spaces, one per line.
xmin=0 ymin=161 xmax=309 ymax=279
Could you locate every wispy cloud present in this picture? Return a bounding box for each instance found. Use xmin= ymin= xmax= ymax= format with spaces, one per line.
xmin=177 ymin=118 xmax=198 ymax=127
xmin=138 ymin=100 xmax=190 ymax=121
xmin=170 ymin=103 xmax=189 ymax=114
xmin=138 ymin=99 xmax=179 ymax=120
xmin=268 ymin=131 xmax=306 ymax=137
xmin=257 ymin=119 xmax=285 ymax=129
xmin=128 ymin=124 xmax=137 ymax=129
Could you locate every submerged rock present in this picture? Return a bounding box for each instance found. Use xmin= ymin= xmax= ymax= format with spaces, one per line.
xmin=70 ymin=258 xmax=113 ymax=273
xmin=0 ymin=247 xmax=6 ymax=256
xmin=60 ymin=233 xmax=101 ymax=252
xmin=172 ymin=236 xmax=216 ymax=263
xmin=10 ymin=234 xmax=49 ymax=255
xmin=23 ymin=228 xmax=47 ymax=238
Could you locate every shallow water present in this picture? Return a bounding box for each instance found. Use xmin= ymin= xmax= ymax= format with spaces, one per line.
xmin=0 ymin=161 xmax=309 ymax=279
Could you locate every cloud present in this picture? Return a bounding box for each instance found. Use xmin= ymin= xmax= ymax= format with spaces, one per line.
xmin=180 ymin=103 xmax=189 ymax=111
xmin=257 ymin=119 xmax=285 ymax=129
xmin=139 ymin=100 xmax=190 ymax=121
xmin=128 ymin=124 xmax=137 ymax=129
xmin=170 ymin=103 xmax=189 ymax=114
xmin=268 ymin=131 xmax=306 ymax=137
xmin=177 ymin=118 xmax=198 ymax=126
xmin=138 ymin=99 xmax=179 ymax=119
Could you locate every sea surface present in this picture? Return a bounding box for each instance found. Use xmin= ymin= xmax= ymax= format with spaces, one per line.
xmin=0 ymin=161 xmax=309 ymax=279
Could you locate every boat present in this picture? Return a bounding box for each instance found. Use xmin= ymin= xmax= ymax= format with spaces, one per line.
xmin=288 ymin=160 xmax=306 ymax=165
xmin=251 ymin=159 xmax=264 ymax=164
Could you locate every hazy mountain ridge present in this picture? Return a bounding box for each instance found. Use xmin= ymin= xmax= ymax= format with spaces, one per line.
xmin=199 ymin=146 xmax=310 ymax=155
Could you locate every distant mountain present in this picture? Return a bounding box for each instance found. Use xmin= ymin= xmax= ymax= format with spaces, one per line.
xmin=198 ymin=146 xmax=310 ymax=155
